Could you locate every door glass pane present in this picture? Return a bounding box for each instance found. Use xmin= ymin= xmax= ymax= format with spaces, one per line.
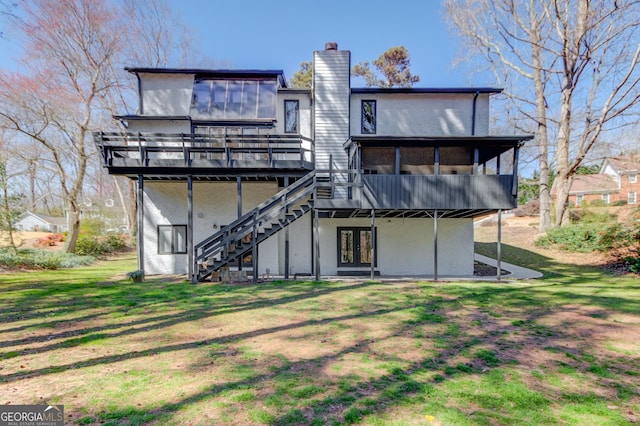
xmin=359 ymin=230 xmax=372 ymax=264
xmin=340 ymin=230 xmax=354 ymax=264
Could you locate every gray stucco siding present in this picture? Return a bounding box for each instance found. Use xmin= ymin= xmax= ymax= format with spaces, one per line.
xmin=350 ymin=93 xmax=490 ymax=137
xmin=143 ymin=181 xmax=280 ymax=275
xmin=139 ymin=73 xmax=194 ymax=116
xmin=317 ymin=217 xmax=474 ymax=276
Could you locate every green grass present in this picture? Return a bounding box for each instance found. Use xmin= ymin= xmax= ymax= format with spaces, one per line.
xmin=0 ymin=251 xmax=639 ymax=425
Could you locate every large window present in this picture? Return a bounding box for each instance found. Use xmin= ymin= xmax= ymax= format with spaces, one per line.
xmin=338 ymin=227 xmax=376 ymax=267
xmin=361 ymin=100 xmax=376 ymax=134
xmin=629 ymin=192 xmax=637 ymax=205
xmin=284 ymin=100 xmax=299 ymax=133
xmin=190 ymin=79 xmax=277 ymax=120
xmin=158 ymin=225 xmax=187 ymax=254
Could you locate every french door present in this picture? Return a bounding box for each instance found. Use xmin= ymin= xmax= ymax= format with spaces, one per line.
xmin=338 ymin=227 xmax=376 ymax=267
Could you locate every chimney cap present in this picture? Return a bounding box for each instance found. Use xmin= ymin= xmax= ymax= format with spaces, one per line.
xmin=324 ymin=42 xmax=338 ymax=50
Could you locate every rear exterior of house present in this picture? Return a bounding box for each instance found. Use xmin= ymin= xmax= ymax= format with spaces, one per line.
xmin=95 ymin=44 xmax=531 ymax=281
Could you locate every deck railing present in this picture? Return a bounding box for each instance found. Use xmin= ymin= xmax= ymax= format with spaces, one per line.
xmin=94 ymin=132 xmax=313 ymax=169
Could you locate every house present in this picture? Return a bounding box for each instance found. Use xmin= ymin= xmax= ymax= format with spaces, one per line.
xmin=568 ymin=155 xmax=640 ymax=206
xmin=14 ymin=212 xmax=67 ymax=233
xmin=94 ymin=43 xmax=532 ymax=282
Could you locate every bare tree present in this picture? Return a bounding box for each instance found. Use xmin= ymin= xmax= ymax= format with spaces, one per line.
xmin=0 ymin=0 xmax=125 ymax=252
xmin=444 ymin=0 xmax=640 ymax=229
xmin=0 ymin=0 xmax=207 ymax=252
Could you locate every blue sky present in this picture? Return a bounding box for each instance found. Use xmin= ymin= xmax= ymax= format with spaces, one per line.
xmin=168 ymin=0 xmax=475 ymax=87
xmin=0 ymin=0 xmax=484 ymax=87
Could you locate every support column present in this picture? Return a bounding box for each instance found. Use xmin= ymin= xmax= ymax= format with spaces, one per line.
xmin=252 ymin=211 xmax=258 ymax=284
xmin=136 ymin=175 xmax=144 ymax=275
xmin=314 ymin=208 xmax=320 ymax=281
xmin=284 ymin=177 xmax=290 ymax=280
xmin=371 ymin=209 xmax=376 ymax=280
xmin=187 ymin=176 xmax=194 ymax=282
xmin=237 ymin=177 xmax=242 ymax=271
xmin=497 ymin=209 xmax=502 ymax=281
xmin=433 ymin=209 xmax=438 ymax=281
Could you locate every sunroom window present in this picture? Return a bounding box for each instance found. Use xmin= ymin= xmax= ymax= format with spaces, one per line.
xmin=190 ymin=79 xmax=277 ymax=120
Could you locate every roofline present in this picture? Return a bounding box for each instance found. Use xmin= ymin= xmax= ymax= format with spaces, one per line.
xmin=351 ymin=87 xmax=503 ymax=95
xmin=124 ymin=67 xmax=288 ymax=86
xmin=351 ymin=135 xmax=533 ymax=142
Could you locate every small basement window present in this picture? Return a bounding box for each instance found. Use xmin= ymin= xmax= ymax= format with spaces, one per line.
xmin=158 ymin=225 xmax=187 ymax=254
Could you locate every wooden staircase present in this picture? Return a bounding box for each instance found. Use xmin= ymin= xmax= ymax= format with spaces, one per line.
xmin=194 ymin=171 xmax=317 ymax=281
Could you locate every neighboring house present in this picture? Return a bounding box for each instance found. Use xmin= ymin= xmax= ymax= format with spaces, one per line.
xmin=94 ymin=43 xmax=532 ymax=281
xmin=568 ymin=155 xmax=640 ymax=206
xmin=14 ymin=212 xmax=67 ymax=233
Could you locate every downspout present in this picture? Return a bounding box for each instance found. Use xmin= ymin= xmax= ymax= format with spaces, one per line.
xmin=136 ymin=73 xmax=144 ymax=115
xmin=471 ymin=91 xmax=479 ymax=136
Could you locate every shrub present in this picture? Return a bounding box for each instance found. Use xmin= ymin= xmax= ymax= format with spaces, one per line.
xmin=569 ymin=207 xmax=617 ymax=224
xmin=75 ymin=234 xmax=127 ymax=257
xmin=590 ymin=199 xmax=607 ymax=207
xmin=0 ymin=248 xmax=94 ymax=270
xmin=623 ymin=249 xmax=640 ymax=274
xmin=611 ymin=200 xmax=628 ymax=207
xmin=536 ymin=222 xmax=633 ymax=252
xmin=514 ymin=200 xmax=540 ymax=217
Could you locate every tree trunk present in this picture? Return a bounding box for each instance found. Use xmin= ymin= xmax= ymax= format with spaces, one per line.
xmin=64 ymin=204 xmax=81 ymax=253
xmin=528 ymin=3 xmax=551 ymax=232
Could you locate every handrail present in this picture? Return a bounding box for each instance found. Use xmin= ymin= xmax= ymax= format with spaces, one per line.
xmin=194 ymin=171 xmax=317 ymax=262
xmin=193 ymin=168 xmax=366 ymax=277
xmin=94 ymin=131 xmax=313 ymax=169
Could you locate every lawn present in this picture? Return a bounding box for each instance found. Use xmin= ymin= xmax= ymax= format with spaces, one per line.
xmin=0 ymin=251 xmax=638 ymax=425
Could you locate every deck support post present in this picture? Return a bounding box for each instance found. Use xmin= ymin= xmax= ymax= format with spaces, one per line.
xmin=434 ymin=209 xmax=438 ymax=281
xmin=237 ymin=176 xmax=242 ymax=271
xmin=136 ymin=175 xmax=144 ymax=276
xmin=284 ymin=177 xmax=290 ymax=280
xmin=497 ymin=209 xmax=502 ymax=281
xmin=371 ymin=209 xmax=376 ymax=280
xmin=314 ymin=208 xmax=320 ymax=281
xmin=252 ymin=210 xmax=258 ymax=284
xmin=187 ymin=176 xmax=194 ymax=283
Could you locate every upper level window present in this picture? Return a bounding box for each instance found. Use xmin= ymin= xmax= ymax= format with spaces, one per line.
xmin=629 ymin=192 xmax=637 ymax=205
xmin=361 ymin=100 xmax=376 ymax=134
xmin=629 ymin=174 xmax=637 ymax=183
xmin=190 ymin=79 xmax=277 ymax=120
xmin=284 ymin=100 xmax=299 ymax=133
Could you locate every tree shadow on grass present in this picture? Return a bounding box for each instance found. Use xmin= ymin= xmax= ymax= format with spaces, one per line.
xmin=0 ymin=280 xmax=380 ymax=370
xmin=2 ymin=261 xmax=639 ymax=424
xmin=49 ymin=282 xmax=640 ymax=425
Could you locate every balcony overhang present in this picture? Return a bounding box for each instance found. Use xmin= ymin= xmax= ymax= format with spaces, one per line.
xmin=94 ymin=131 xmax=313 ymax=179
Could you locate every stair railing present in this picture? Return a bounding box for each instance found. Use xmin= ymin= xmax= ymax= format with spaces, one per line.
xmin=194 ymin=170 xmax=317 ymax=272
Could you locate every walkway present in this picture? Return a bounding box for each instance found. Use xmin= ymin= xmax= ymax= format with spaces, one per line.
xmin=474 ymin=253 xmax=543 ymax=280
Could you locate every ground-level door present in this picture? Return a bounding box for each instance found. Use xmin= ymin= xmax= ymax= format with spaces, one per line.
xmin=337 ymin=227 xmax=376 ymax=267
